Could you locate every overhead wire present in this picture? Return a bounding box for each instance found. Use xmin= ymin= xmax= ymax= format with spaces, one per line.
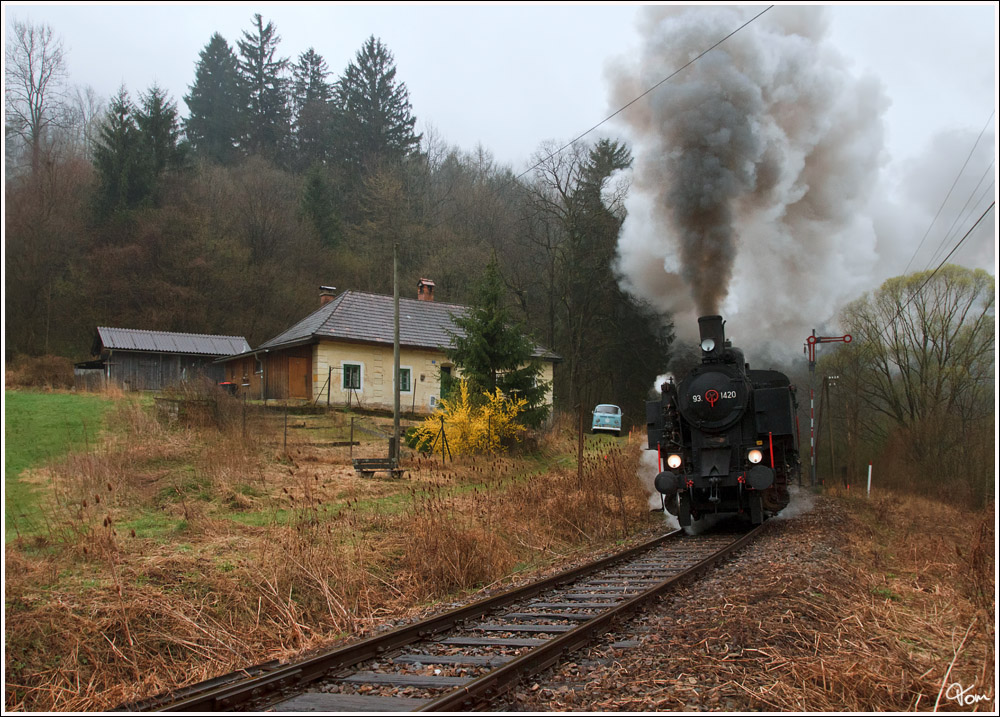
xmin=869 ymin=110 xmax=996 ymax=345
xmin=493 ymin=3 xmax=991 ymax=352
xmin=901 ymin=109 xmax=996 ymax=275
xmin=512 ymin=5 xmax=774 ymax=182
xmin=874 ymin=201 xmax=995 ymax=345
xmin=925 ymin=161 xmax=995 ymax=269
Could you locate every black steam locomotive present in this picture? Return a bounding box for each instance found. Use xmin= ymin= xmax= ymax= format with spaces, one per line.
xmin=646 ymin=315 xmax=799 ymax=526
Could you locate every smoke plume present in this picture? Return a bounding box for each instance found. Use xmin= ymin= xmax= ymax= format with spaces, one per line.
xmin=610 ymin=6 xmax=892 ymax=352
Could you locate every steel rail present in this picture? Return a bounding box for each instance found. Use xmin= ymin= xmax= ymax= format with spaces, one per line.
xmin=137 ymin=529 xmax=683 ymax=712
xmin=417 ymin=522 xmax=766 ymax=711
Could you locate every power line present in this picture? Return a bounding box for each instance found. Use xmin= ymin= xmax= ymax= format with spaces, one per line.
xmin=876 ymin=201 xmax=996 ymax=344
xmin=514 ymin=5 xmax=774 ymax=182
xmin=902 ymin=109 xmax=996 ymax=275
xmin=925 ymin=164 xmax=995 ymax=269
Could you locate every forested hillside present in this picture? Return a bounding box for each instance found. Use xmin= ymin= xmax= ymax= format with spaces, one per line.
xmin=4 ymin=15 xmax=674 ymax=415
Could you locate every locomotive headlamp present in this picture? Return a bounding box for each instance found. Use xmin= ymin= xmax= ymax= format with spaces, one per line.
xmin=700 ymin=338 xmax=716 ymax=352
xmin=748 ymin=449 xmax=763 ymax=464
xmin=666 ymin=454 xmax=683 ymax=469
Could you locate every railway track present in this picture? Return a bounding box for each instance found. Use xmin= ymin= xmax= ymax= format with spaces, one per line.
xmin=127 ymin=522 xmax=766 ymax=712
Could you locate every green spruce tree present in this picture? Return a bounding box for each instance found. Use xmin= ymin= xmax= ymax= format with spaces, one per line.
xmin=447 ymin=259 xmax=550 ymax=427
xmin=135 ymin=84 xmax=184 ymax=201
xmin=183 ymin=32 xmax=244 ymax=164
xmin=92 ymin=86 xmax=147 ymax=217
xmin=333 ymin=36 xmax=420 ymax=175
xmin=236 ymin=14 xmax=290 ymax=161
xmin=292 ymin=47 xmax=334 ymax=169
xmin=300 ymin=164 xmax=339 ymax=247
xmin=561 ymin=139 xmax=672 ymax=413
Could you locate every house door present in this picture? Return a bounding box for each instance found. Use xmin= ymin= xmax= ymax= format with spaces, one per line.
xmin=288 ymin=357 xmax=310 ymax=399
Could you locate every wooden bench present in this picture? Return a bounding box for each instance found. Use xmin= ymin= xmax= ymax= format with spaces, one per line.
xmin=352 ymin=457 xmax=404 ymax=479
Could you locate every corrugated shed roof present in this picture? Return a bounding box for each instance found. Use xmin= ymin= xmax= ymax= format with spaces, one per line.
xmin=96 ymin=328 xmax=251 ymax=356
xmin=256 ymin=290 xmax=560 ymax=361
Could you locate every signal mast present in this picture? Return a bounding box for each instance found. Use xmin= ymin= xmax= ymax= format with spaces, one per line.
xmin=803 ymin=329 xmax=852 ymax=486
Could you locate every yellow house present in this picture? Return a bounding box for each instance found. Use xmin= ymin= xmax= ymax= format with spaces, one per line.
xmin=220 ymin=281 xmax=559 ymax=414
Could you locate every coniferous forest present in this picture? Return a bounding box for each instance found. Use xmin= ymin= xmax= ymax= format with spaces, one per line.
xmin=4 ymin=15 xmax=675 ymax=416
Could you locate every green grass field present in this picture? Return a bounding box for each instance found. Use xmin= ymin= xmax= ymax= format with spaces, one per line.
xmin=4 ymin=390 xmax=111 ymax=541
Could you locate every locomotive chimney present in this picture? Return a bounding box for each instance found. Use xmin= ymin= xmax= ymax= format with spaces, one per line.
xmin=698 ymin=315 xmax=726 ymax=359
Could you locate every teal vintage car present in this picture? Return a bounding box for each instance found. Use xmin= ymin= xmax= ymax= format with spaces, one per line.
xmin=591 ymin=404 xmax=623 ymax=436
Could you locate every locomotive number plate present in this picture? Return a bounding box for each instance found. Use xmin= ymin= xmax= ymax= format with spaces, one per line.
xmin=691 ymin=389 xmax=737 ymax=407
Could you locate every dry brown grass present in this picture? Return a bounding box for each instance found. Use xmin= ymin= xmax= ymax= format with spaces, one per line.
xmin=745 ymin=489 xmax=996 ymax=712
xmin=395 ymin=435 xmax=653 ymax=600
xmin=5 ymin=355 xmax=75 ymax=389
xmin=543 ymin=488 xmax=995 ymax=713
xmin=5 ymin=402 xmax=658 ymax=712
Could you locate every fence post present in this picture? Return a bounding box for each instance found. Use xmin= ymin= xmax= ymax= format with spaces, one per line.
xmin=867 ymin=462 xmax=873 ymax=497
xmin=440 ymin=416 xmax=447 ymax=466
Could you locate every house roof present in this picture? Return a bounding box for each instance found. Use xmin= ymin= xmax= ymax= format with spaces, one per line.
xmin=253 ymin=290 xmax=560 ymax=361
xmin=95 ymin=327 xmax=251 ymax=357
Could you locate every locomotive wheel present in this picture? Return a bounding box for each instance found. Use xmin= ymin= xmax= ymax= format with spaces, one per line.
xmin=678 ymin=493 xmax=692 ymax=527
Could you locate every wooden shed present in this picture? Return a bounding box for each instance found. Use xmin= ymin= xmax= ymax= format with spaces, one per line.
xmin=89 ymin=327 xmax=251 ymax=391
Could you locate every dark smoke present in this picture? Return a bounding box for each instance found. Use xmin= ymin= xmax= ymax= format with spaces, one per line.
xmin=651 ymin=48 xmax=774 ymax=316
xmin=610 ymin=6 xmax=891 ymax=350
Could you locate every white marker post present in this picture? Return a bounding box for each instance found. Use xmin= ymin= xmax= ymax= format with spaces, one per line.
xmin=867 ymin=462 xmax=873 ymax=498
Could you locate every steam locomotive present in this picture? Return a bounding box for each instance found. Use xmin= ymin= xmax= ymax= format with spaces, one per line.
xmin=646 ymin=315 xmax=799 ymax=526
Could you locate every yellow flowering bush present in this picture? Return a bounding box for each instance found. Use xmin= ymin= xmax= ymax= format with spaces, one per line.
xmin=409 ymin=380 xmax=527 ymax=456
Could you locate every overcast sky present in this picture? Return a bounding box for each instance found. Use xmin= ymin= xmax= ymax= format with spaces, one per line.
xmin=4 ymin=2 xmax=997 ymax=348
xmin=3 ymin=3 xmax=993 ymax=165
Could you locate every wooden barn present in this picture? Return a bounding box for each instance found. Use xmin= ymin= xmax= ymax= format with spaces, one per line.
xmin=218 ymin=282 xmax=559 ymax=412
xmin=87 ymin=327 xmax=251 ymax=391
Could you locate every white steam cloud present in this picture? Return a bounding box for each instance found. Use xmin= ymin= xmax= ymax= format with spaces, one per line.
xmin=610 ymin=6 xmax=895 ymax=354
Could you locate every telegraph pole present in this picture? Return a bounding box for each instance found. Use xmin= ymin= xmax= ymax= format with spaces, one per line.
xmin=814 ymin=374 xmax=839 ymax=485
xmin=825 ymin=375 xmax=838 ymax=483
xmin=393 ymin=243 xmax=401 ymax=465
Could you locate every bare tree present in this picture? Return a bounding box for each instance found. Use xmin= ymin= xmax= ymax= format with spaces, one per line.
xmin=827 ymin=264 xmax=995 ymax=505
xmin=4 ymin=19 xmax=70 ymax=175
xmin=839 ymin=265 xmax=994 ymax=439
xmin=68 ymin=85 xmax=106 ymax=161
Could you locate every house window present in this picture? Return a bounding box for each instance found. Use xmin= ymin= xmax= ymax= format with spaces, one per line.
xmin=343 ymin=363 xmax=362 ymax=390
xmin=398 ymin=367 xmax=412 ymax=393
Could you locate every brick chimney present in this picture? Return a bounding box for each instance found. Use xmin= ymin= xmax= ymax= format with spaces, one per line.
xmin=417 ymin=278 xmax=435 ymax=302
xmin=320 ymin=285 xmax=337 ymax=306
